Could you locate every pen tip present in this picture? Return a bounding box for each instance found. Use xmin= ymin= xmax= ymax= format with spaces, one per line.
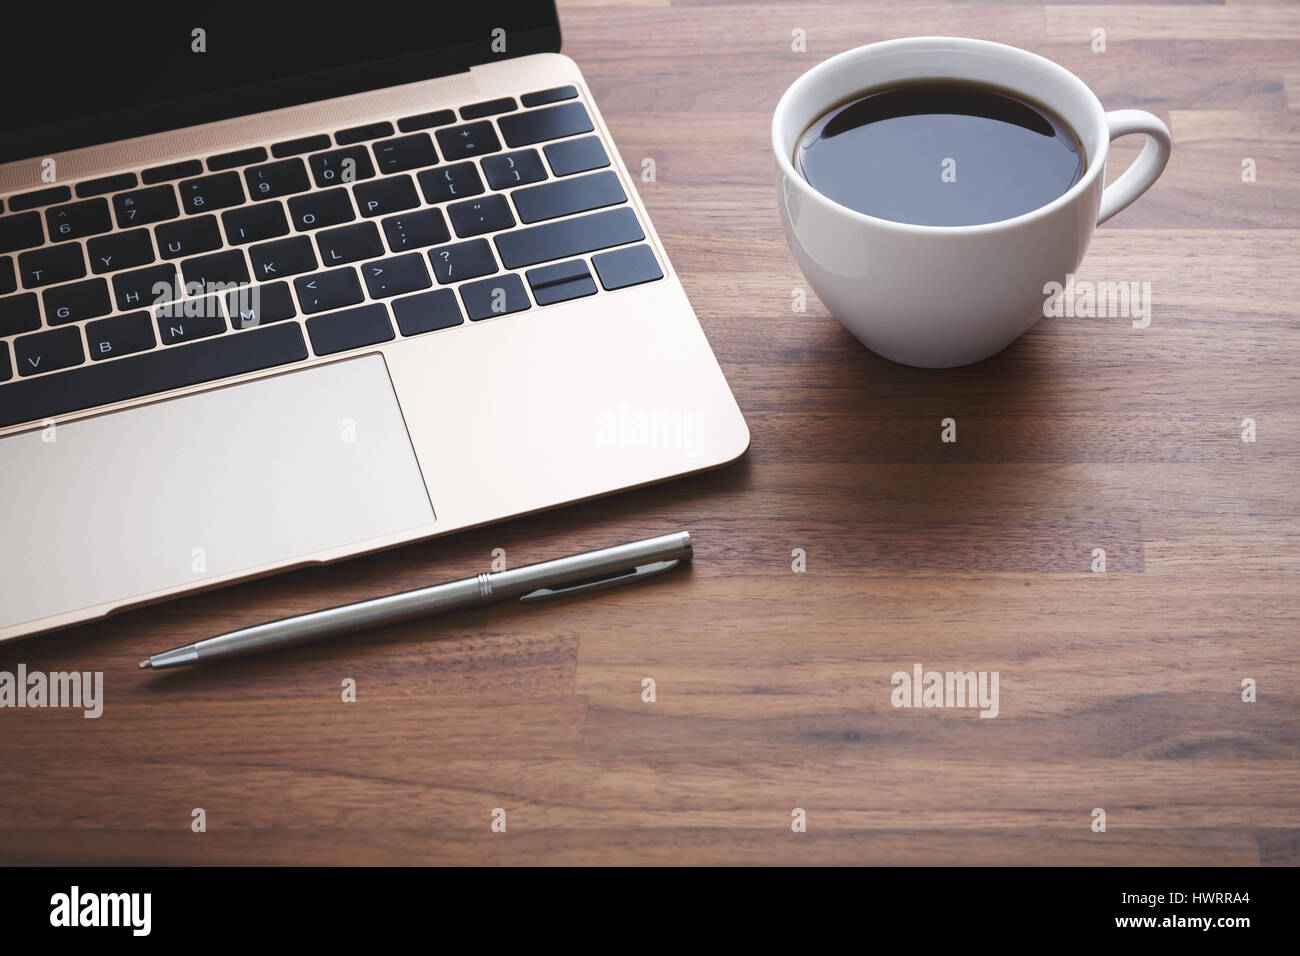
xmin=137 ymin=659 xmax=151 ymax=670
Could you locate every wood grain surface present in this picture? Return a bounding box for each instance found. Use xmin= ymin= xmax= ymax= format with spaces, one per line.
xmin=2 ymin=0 xmax=1297 ymax=866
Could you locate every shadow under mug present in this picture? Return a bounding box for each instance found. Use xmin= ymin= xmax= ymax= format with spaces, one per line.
xmin=772 ymin=37 xmax=1172 ymax=368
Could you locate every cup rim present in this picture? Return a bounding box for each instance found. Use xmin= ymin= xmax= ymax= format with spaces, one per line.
xmin=771 ymin=36 xmax=1110 ymax=235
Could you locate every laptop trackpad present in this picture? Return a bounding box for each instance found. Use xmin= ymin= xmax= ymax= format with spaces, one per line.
xmin=0 ymin=354 xmax=434 ymax=631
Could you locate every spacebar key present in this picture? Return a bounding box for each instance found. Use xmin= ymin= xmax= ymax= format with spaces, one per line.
xmin=0 ymin=323 xmax=308 ymax=428
xmin=495 ymin=207 xmax=644 ymax=269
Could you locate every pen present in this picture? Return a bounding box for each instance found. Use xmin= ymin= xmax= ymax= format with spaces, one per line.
xmin=138 ymin=531 xmax=693 ymax=670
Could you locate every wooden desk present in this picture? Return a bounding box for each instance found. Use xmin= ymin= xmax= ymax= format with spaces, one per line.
xmin=3 ymin=0 xmax=1297 ymax=865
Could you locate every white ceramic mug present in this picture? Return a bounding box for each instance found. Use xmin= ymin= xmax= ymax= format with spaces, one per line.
xmin=772 ymin=37 xmax=1172 ymax=368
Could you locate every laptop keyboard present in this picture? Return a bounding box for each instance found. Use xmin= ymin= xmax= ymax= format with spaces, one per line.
xmin=0 ymin=86 xmax=665 ymax=429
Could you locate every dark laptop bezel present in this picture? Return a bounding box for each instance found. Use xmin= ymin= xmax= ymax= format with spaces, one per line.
xmin=0 ymin=4 xmax=561 ymax=165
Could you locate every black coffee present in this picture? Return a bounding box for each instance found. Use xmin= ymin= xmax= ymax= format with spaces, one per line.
xmin=794 ymin=79 xmax=1086 ymax=227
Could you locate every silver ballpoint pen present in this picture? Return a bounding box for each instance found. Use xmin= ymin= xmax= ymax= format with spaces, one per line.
xmin=138 ymin=531 xmax=693 ymax=670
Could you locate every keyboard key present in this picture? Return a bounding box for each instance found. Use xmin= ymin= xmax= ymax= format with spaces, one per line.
xmin=113 ymin=264 xmax=180 ymax=311
xmin=222 ymin=203 xmax=289 ymax=245
xmin=0 ymin=344 xmax=10 ymax=381
xmin=208 ymin=146 xmax=267 ymax=171
xmin=417 ymin=162 xmax=484 ymax=204
xmin=244 ymin=158 xmax=310 ymax=200
xmin=308 ymin=146 xmax=376 ymax=187
xmin=0 ymin=293 xmax=40 ymax=337
xmin=436 ymin=121 xmax=501 ymax=161
xmin=354 ymin=176 xmax=419 ymax=218
xmin=316 ymin=222 xmax=383 ymax=266
xmin=113 ymin=185 xmax=180 ymax=228
xmin=337 ymin=121 xmax=394 ymax=145
xmin=86 ymin=312 xmax=155 ymax=360
xmin=273 ymin=134 xmax=332 ymax=158
xmin=459 ymin=274 xmax=530 ymax=321
xmin=428 ymin=239 xmax=496 ymax=284
xmin=75 ymin=172 xmax=138 ymax=198
xmin=397 ymin=109 xmax=455 ymax=133
xmin=9 ymin=186 xmax=71 ymax=211
xmin=362 ymin=254 xmax=431 ymax=299
xmin=182 ymin=250 xmax=250 ymax=295
xmin=306 ymin=303 xmax=394 ymax=355
xmin=371 ymin=133 xmax=438 ymax=174
xmin=43 ymin=277 xmax=112 ymax=324
xmin=460 ymin=97 xmax=516 ymax=120
xmin=289 ymin=189 xmax=354 ymax=231
xmin=495 ymin=207 xmax=643 ymax=269
xmin=392 ymin=289 xmax=463 ymax=336
xmin=526 ymin=259 xmax=597 ymax=305
xmin=544 ymin=137 xmax=609 ymax=177
xmin=447 ymin=195 xmax=514 ymax=238
xmin=511 ymin=170 xmax=625 ymax=224
xmin=0 ymin=322 xmax=308 ymax=427
xmin=250 ymin=235 xmax=317 ymax=281
xmin=46 ymin=198 xmax=112 ymax=242
xmin=142 ymin=159 xmax=203 ymax=185
xmin=0 ymin=257 xmax=14 ymax=295
xmin=521 ymin=86 xmax=578 ymax=108
xmin=382 ymin=208 xmax=449 ymax=253
xmin=156 ymin=295 xmax=225 ymax=344
xmin=156 ymin=215 xmax=222 ymax=259
xmin=0 ymin=212 xmax=44 ymax=254
xmin=18 ymin=244 xmax=85 ymax=288
xmin=225 ymin=282 xmax=296 ymax=329
xmin=482 ymin=149 xmax=547 ymax=190
xmin=15 ymin=326 xmax=83 ymax=375
xmin=179 ymin=173 xmax=245 ymax=214
xmin=593 ymin=244 xmax=663 ymax=290
xmin=499 ymin=103 xmax=593 ymax=148
xmin=88 ymin=229 xmax=155 ymax=274
xmin=294 ymin=268 xmax=363 ymax=313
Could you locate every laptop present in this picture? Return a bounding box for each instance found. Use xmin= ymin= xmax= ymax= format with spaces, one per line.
xmin=0 ymin=5 xmax=749 ymax=642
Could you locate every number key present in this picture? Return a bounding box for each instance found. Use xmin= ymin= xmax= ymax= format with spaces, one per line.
xmin=308 ymin=146 xmax=375 ymax=188
xmin=178 ymin=172 xmax=245 ymax=214
xmin=113 ymin=185 xmax=179 ymax=228
xmin=244 ymin=159 xmax=310 ymax=201
xmin=45 ymin=198 xmax=112 ymax=242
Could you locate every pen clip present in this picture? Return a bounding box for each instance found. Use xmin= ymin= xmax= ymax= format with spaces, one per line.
xmin=518 ymin=559 xmax=682 ymax=602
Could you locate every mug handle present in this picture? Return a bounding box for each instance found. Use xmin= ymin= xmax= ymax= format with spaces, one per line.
xmin=1097 ymin=110 xmax=1172 ymax=225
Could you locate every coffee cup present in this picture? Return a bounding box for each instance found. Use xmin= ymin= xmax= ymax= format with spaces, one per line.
xmin=772 ymin=37 xmax=1172 ymax=368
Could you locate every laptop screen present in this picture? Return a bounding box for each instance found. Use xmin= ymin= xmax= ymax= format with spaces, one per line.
xmin=0 ymin=5 xmax=561 ymax=164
